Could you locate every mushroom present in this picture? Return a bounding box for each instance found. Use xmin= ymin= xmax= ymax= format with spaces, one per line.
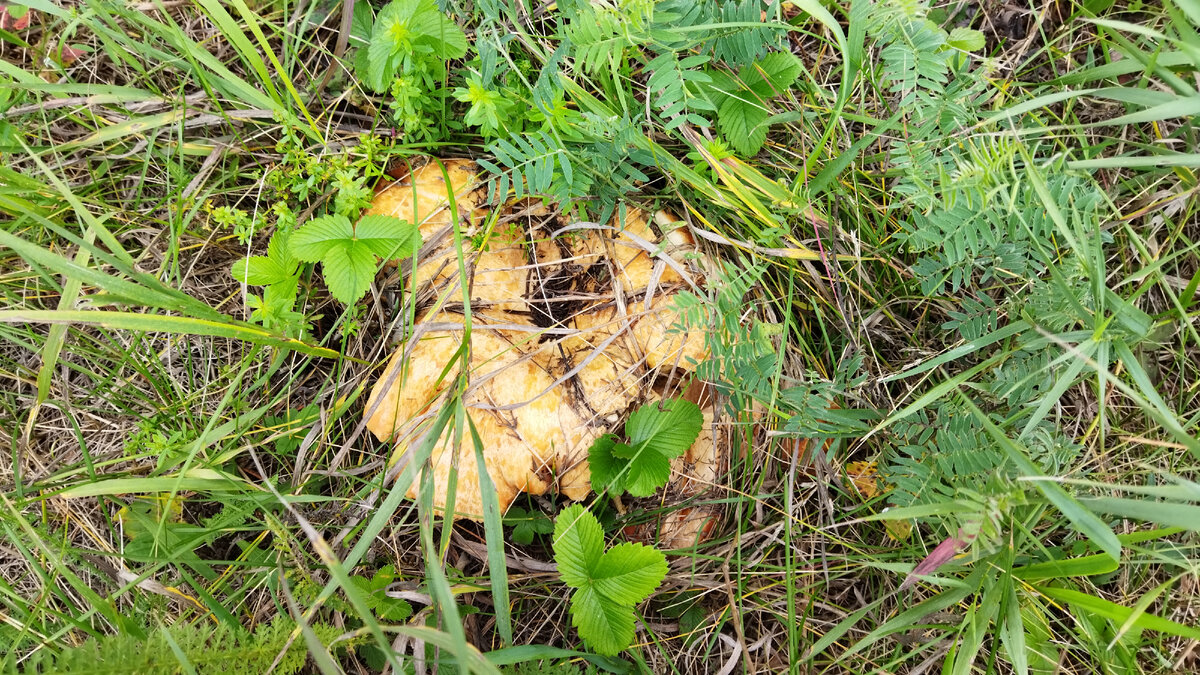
xmin=363 ymin=158 xmax=722 ymax=527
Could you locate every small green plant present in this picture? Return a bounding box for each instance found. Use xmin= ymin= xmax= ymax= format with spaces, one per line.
xmin=699 ymin=52 xmax=803 ymax=156
xmin=290 ymin=214 xmax=419 ymax=305
xmin=454 ymin=73 xmax=519 ymax=138
xmin=354 ymin=0 xmax=467 ymax=140
xmin=348 ymin=565 xmax=413 ymax=622
xmin=552 ymin=504 xmax=667 ymax=656
xmin=588 ymin=398 xmax=703 ymax=497
xmin=231 ymin=221 xmax=309 ymax=336
xmin=231 ymin=225 xmax=299 ymax=297
xmin=364 ymin=0 xmax=467 ymax=94
xmin=504 ymin=505 xmax=555 ymax=545
xmin=208 ymin=205 xmax=256 ymax=244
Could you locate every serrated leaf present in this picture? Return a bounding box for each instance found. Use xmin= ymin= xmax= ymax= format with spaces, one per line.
xmin=376 ymin=596 xmax=413 ymax=622
xmin=592 ymin=542 xmax=667 ymax=606
xmin=323 ymin=240 xmax=378 ymax=304
xmin=700 ymin=68 xmax=739 ymax=109
xmin=609 ymin=441 xmax=636 ymax=459
xmin=571 ymin=585 xmax=635 ymax=657
xmin=625 ymin=449 xmax=671 ymax=497
xmin=291 ymin=215 xmax=354 ymax=261
xmin=233 ymin=227 xmax=299 ymax=287
xmin=626 ymin=398 xmax=704 ymax=460
xmin=553 ymin=504 xmax=604 ymax=588
xmin=231 ymin=256 xmax=290 ymax=286
xmin=418 ymin=13 xmax=468 ymax=59
xmin=744 ymin=52 xmax=801 ymax=97
xmin=366 ymin=33 xmax=397 ymax=94
xmin=291 ymin=214 xmax=410 ymax=304
xmin=718 ymin=95 xmax=769 ymax=156
xmin=947 ymin=27 xmax=986 ymax=52
xmin=350 ymin=0 xmax=375 ymax=45
xmin=588 ymin=435 xmax=626 ymax=495
xmin=354 ymin=214 xmax=420 ymax=259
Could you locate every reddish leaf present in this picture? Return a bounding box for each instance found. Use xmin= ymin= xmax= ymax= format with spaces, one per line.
xmin=900 ymin=527 xmax=977 ymax=590
xmin=0 ymin=5 xmax=33 ymax=31
xmin=59 ymin=44 xmax=85 ymax=65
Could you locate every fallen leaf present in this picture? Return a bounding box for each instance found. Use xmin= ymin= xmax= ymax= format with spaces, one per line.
xmin=845 ymin=460 xmax=880 ymax=499
xmin=0 ymin=5 xmax=32 ymax=31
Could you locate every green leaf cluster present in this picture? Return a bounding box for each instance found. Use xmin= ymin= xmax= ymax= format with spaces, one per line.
xmin=228 ymin=205 xmax=311 ymax=336
xmin=701 ymin=52 xmax=802 ymax=156
xmin=504 ymin=506 xmax=555 ymax=545
xmin=290 ymin=213 xmax=420 ymax=305
xmin=364 ymin=0 xmax=467 ymax=94
xmin=589 ymin=398 xmax=703 ymax=497
xmin=645 ymin=52 xmax=714 ymax=131
xmin=348 ymin=565 xmax=414 ymax=622
xmin=552 ymin=505 xmax=667 ymax=656
xmin=454 ymin=74 xmax=518 ymax=138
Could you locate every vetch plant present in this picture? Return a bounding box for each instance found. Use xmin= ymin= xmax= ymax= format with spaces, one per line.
xmin=552 ymin=504 xmax=667 ymax=656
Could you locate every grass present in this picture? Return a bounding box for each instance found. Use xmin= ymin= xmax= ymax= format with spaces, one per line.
xmin=2 ymin=0 xmax=1200 ymax=672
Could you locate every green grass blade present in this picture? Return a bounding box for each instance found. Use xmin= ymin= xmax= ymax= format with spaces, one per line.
xmin=0 ymin=310 xmax=340 ymax=358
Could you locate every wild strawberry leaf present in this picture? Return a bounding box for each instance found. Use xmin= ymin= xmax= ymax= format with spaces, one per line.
xmin=742 ymin=52 xmax=802 ymax=98
xmin=320 ymin=236 xmax=378 ymax=305
xmin=291 ymin=214 xmax=419 ymax=304
xmin=716 ymin=95 xmax=769 ymax=157
xmin=231 ymin=227 xmax=298 ymax=287
xmin=589 ymin=399 xmax=703 ymax=498
xmin=570 ymin=585 xmax=635 ymax=657
xmin=354 ymin=214 xmax=421 ymax=258
xmin=623 ymin=448 xmax=671 ymax=498
xmin=588 ymin=434 xmax=627 ymax=495
xmin=291 ymin=214 xmax=354 ymax=261
xmin=552 ymin=504 xmax=604 ymax=587
xmin=553 ymin=506 xmax=667 ymax=656
xmin=699 ymin=53 xmax=802 ymax=156
xmin=625 ymin=398 xmax=704 ymax=460
xmin=591 ymin=542 xmax=668 ymax=606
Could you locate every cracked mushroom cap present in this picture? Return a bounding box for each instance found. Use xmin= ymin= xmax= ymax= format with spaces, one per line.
xmin=363 ymin=159 xmax=722 ymax=520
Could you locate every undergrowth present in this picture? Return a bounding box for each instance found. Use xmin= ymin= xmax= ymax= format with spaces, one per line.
xmin=1 ymin=0 xmax=1199 ymax=672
